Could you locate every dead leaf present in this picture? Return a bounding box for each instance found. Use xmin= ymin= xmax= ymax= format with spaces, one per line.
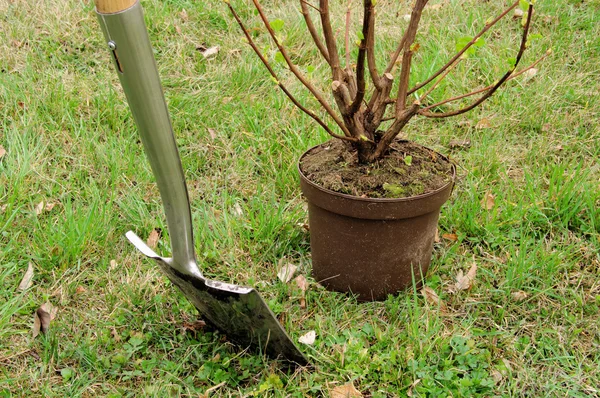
xmin=298 ymin=330 xmax=316 ymax=345
xmin=179 ymin=9 xmax=188 ymax=22
xmin=0 ymin=204 xmax=7 ymax=213
xmin=182 ymin=320 xmax=206 ymax=334
xmin=403 ymin=14 xmax=411 ymax=22
xmin=523 ymin=68 xmax=538 ymax=80
xmin=34 ymin=201 xmax=44 ymax=215
xmin=476 ymin=118 xmax=492 ymax=129
xmin=207 ymin=128 xmax=217 ymax=141
xmin=295 ymin=274 xmax=309 ymax=308
xmin=481 ymin=192 xmax=495 ymax=210
xmin=330 ymin=382 xmax=363 ymax=398
xmin=449 ymin=139 xmax=471 ymax=149
xmin=454 ymin=263 xmax=478 ymax=292
xmin=277 ymin=263 xmax=297 ymax=283
xmin=442 ymin=233 xmax=458 ymax=242
xmin=511 ymin=290 xmax=528 ymax=301
xmin=18 ymin=262 xmax=34 ymax=291
xmin=32 ymin=302 xmax=57 ymax=338
xmin=111 ymin=327 xmax=121 ymax=342
xmin=421 ymin=286 xmax=446 ymax=310
xmin=109 ymin=259 xmax=118 ymax=270
xmin=513 ymin=8 xmax=524 ymax=18
xmin=434 ymin=228 xmax=441 ymax=243
xmin=75 ymin=286 xmax=86 ymax=294
xmin=0 ymin=145 xmax=6 ymax=159
xmin=147 ymin=228 xmax=161 ymax=249
xmin=232 ymin=202 xmax=244 ymax=217
xmin=200 ymin=46 xmax=219 ymax=59
xmin=407 ymin=379 xmax=421 ymax=397
xmin=45 ymin=202 xmax=57 ymax=212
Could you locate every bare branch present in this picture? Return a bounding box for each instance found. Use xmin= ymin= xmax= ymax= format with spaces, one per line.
xmin=320 ymin=0 xmax=343 ymax=81
xmin=420 ymin=50 xmax=549 ymax=112
xmin=408 ymin=0 xmax=520 ymax=96
xmin=300 ymin=0 xmax=330 ymax=63
xmin=349 ymin=0 xmax=374 ymax=114
xmin=374 ymin=103 xmax=420 ymax=159
xmin=251 ymin=0 xmax=351 ymax=137
xmin=344 ymin=0 xmax=351 ymax=68
xmin=419 ymin=3 xmax=534 ymax=119
xmin=365 ymin=0 xmax=380 ymax=89
xmin=227 ymin=2 xmax=355 ymax=142
xmin=395 ymin=0 xmax=428 ymax=112
xmin=300 ymin=0 xmax=320 ymax=12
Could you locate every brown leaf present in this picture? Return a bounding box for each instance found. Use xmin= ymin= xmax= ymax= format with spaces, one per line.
xmin=18 ymin=262 xmax=34 ymax=291
xmin=294 ymin=274 xmax=308 ymax=292
xmin=33 ymin=302 xmax=56 ymax=338
xmin=454 ymin=263 xmax=478 ymax=292
xmin=421 ymin=286 xmax=446 ymax=310
xmin=0 ymin=204 xmax=7 ymax=213
xmin=200 ymin=46 xmax=219 ymax=59
xmin=146 ymin=228 xmax=161 ymax=249
xmin=179 ymin=9 xmax=188 ymax=22
xmin=330 ymin=382 xmax=363 ymax=398
xmin=442 ymin=233 xmax=458 ymax=242
xmin=45 ymin=202 xmax=57 ymax=212
xmin=0 ymin=145 xmax=6 ymax=159
xmin=207 ymin=128 xmax=217 ymax=141
xmin=75 ymin=286 xmax=86 ymax=294
xmin=111 ymin=327 xmax=121 ymax=342
xmin=183 ymin=320 xmax=206 ymax=333
xmin=109 ymin=259 xmax=118 ymax=270
xmin=277 ymin=263 xmax=297 ymax=283
xmin=34 ymin=201 xmax=45 ymax=215
xmin=513 ymin=8 xmax=524 ymax=18
xmin=407 ymin=379 xmax=421 ymax=397
xmin=476 ymin=118 xmax=493 ymax=129
xmin=434 ymin=228 xmax=441 ymax=243
xmin=481 ymin=192 xmax=495 ymax=210
xmin=511 ymin=290 xmax=528 ymax=301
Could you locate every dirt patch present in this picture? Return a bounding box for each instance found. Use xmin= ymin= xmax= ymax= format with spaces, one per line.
xmin=299 ymin=140 xmax=454 ymax=198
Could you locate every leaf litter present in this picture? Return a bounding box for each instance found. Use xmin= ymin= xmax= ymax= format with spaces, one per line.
xmin=32 ymin=302 xmax=57 ymax=338
xmin=277 ymin=262 xmax=297 ymax=283
xmin=298 ymin=330 xmax=316 ymax=345
xmin=330 ymin=382 xmax=362 ymax=398
xmin=18 ymin=262 xmax=34 ymax=291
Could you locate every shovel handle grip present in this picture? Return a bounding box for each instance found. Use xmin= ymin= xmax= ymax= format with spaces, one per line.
xmin=95 ymin=0 xmax=137 ymax=14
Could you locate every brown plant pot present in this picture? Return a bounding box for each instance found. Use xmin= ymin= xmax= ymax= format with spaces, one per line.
xmin=298 ymin=142 xmax=456 ymax=301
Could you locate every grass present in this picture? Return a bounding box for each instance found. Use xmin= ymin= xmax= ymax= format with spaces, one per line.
xmin=1 ymin=0 xmax=599 ymax=396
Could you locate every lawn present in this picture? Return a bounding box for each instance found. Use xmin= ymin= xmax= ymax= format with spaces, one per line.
xmin=1 ymin=0 xmax=599 ymax=396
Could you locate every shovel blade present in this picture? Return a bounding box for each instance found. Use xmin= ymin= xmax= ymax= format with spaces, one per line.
xmin=155 ymin=260 xmax=308 ymax=365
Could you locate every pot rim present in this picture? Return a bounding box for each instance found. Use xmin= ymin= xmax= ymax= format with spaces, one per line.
xmin=298 ymin=141 xmax=456 ymax=204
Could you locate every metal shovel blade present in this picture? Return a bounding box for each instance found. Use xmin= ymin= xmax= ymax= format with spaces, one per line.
xmin=95 ymin=0 xmax=307 ymax=365
xmin=126 ymin=232 xmax=307 ymax=365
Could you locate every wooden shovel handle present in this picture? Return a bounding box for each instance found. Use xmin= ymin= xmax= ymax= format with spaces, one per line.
xmin=94 ymin=0 xmax=137 ymax=14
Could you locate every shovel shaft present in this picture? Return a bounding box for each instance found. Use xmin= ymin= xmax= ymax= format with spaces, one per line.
xmin=96 ymin=1 xmax=199 ymax=275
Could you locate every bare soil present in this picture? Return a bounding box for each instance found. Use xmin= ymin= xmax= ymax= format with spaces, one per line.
xmin=299 ymin=140 xmax=454 ymax=198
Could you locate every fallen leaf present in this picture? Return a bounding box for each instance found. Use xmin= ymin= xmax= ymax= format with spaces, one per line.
xmin=35 ymin=201 xmax=44 ymax=215
xmin=421 ymin=286 xmax=446 ymax=310
xmin=200 ymin=46 xmax=219 ymax=59
xmin=179 ymin=9 xmax=188 ymax=22
xmin=330 ymin=382 xmax=363 ymax=398
xmin=277 ymin=263 xmax=297 ymax=283
xmin=403 ymin=14 xmax=411 ymax=22
xmin=434 ymin=228 xmax=441 ymax=243
xmin=513 ymin=8 xmax=524 ymax=18
xmin=0 ymin=145 xmax=6 ymax=159
xmin=298 ymin=330 xmax=316 ymax=345
xmin=232 ymin=202 xmax=244 ymax=217
xmin=295 ymin=274 xmax=309 ymax=308
xmin=147 ymin=228 xmax=161 ymax=249
xmin=111 ymin=327 xmax=121 ymax=342
xmin=449 ymin=139 xmax=471 ymax=149
xmin=555 ymin=144 xmax=563 ymax=151
xmin=207 ymin=128 xmax=217 ymax=141
xmin=511 ymin=290 xmax=528 ymax=301
xmin=454 ymin=263 xmax=478 ymax=292
xmin=109 ymin=259 xmax=118 ymax=270
xmin=442 ymin=233 xmax=458 ymax=242
xmin=45 ymin=202 xmax=57 ymax=212
xmin=407 ymin=379 xmax=421 ymax=397
xmin=32 ymin=302 xmax=57 ymax=338
xmin=476 ymin=118 xmax=492 ymax=129
xmin=75 ymin=286 xmax=86 ymax=294
xmin=0 ymin=204 xmax=7 ymax=213
xmin=182 ymin=320 xmax=207 ymax=333
xmin=18 ymin=262 xmax=34 ymax=291
xmin=523 ymin=68 xmax=538 ymax=80
xmin=481 ymin=192 xmax=495 ymax=210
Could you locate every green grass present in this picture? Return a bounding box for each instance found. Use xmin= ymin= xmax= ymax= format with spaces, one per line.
xmin=1 ymin=0 xmax=599 ymax=396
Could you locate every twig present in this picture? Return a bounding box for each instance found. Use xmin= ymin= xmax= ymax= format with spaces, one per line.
xmin=419 ymin=3 xmax=534 ymax=118
xmin=396 ymin=0 xmax=428 ymax=112
xmin=420 ymin=50 xmax=549 ymax=112
xmin=300 ymin=0 xmax=320 ymax=12
xmin=344 ymin=0 xmax=351 ymax=68
xmin=408 ymin=0 xmax=520 ymax=96
xmin=366 ymin=0 xmax=381 ymax=89
xmin=227 ymin=3 xmax=354 ymax=141
xmin=300 ymin=0 xmax=329 ymax=62
xmin=251 ymin=0 xmax=352 ymax=136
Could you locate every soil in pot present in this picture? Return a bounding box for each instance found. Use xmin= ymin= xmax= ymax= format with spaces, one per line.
xmin=300 ymin=139 xmax=453 ymax=199
xmin=298 ymin=139 xmax=455 ymax=301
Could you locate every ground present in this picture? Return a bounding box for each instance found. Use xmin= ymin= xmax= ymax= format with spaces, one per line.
xmin=1 ymin=0 xmax=599 ymax=396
